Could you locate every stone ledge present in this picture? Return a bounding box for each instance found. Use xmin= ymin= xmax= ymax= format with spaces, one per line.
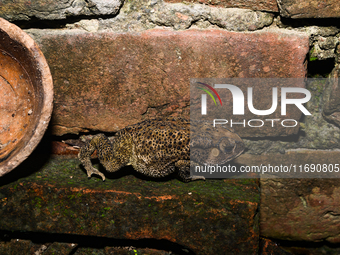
xmin=0 ymin=0 xmax=123 ymax=21
xmin=0 ymin=238 xmax=170 ymax=255
xmin=0 ymin=156 xmax=260 ymax=254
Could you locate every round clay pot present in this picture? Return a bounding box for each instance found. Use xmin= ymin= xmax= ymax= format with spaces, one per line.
xmin=0 ymin=18 xmax=53 ymax=177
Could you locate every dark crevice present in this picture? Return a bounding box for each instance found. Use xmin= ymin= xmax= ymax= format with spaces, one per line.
xmin=11 ymin=13 xmax=119 ymax=29
xmin=53 ymin=130 xmax=117 ymax=142
xmin=307 ymin=58 xmax=335 ymax=78
xmin=265 ymin=237 xmax=340 ymax=254
xmin=0 ymin=136 xmax=53 ymax=187
xmin=279 ymin=16 xmax=340 ymax=29
xmin=0 ymin=230 xmax=195 ymax=255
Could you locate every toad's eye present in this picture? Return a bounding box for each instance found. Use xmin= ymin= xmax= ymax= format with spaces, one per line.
xmin=219 ymin=138 xmax=235 ymax=154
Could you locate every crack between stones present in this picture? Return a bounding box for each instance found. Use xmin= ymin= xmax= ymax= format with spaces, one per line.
xmin=323 ymin=210 xmax=340 ymax=218
xmin=141 ymin=103 xmax=171 ymax=116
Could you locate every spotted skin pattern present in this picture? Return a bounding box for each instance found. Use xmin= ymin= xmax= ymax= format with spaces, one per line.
xmin=78 ymin=117 xmax=244 ymax=182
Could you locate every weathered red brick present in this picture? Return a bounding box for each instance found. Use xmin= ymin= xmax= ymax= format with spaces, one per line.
xmin=234 ymin=150 xmax=340 ymax=243
xmin=0 ymin=0 xmax=122 ymax=21
xmin=278 ymin=0 xmax=340 ymax=18
xmin=32 ymin=29 xmax=309 ymax=136
xmin=51 ymin=141 xmax=80 ymax=156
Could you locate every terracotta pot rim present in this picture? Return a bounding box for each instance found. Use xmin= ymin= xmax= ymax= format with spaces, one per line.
xmin=0 ymin=18 xmax=53 ymax=177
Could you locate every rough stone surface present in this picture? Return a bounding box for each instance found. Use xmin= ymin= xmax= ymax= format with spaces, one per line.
xmin=164 ymin=0 xmax=279 ymax=12
xmin=27 ymin=28 xmax=309 ymax=136
xmin=261 ymin=178 xmax=340 ymax=243
xmin=283 ymin=25 xmax=340 ymax=42
xmin=309 ymin=36 xmax=339 ymax=61
xmin=0 ymin=236 xmax=172 ymax=255
xmin=278 ymin=0 xmax=340 ymax=18
xmin=0 ymin=238 xmax=171 ymax=254
xmin=0 ymin=156 xmax=260 ymax=255
xmin=0 ymin=239 xmax=33 ymax=254
xmin=44 ymin=242 xmax=78 ymax=255
xmin=0 ymin=0 xmax=123 ymax=21
xmin=323 ymin=67 xmax=340 ymax=126
xmin=83 ymin=0 xmax=274 ymax=32
xmin=239 ymin=150 xmax=340 ymax=242
xmin=281 ymin=245 xmax=340 ymax=255
xmin=147 ymin=3 xmax=274 ymax=31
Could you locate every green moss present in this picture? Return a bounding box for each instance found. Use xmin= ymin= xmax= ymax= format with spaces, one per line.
xmin=0 ymin=156 xmax=259 ymax=250
xmin=309 ymin=47 xmax=318 ymax=62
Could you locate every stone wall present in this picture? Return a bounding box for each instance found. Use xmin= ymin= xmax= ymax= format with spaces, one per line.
xmin=1 ymin=0 xmax=340 ymax=254
xmin=1 ymin=0 xmax=339 ymax=139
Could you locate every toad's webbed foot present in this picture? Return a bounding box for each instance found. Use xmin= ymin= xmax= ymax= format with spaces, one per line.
xmin=78 ymin=134 xmax=113 ymax=181
xmin=86 ymin=165 xmax=106 ymax=181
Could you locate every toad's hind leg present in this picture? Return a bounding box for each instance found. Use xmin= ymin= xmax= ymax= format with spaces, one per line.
xmin=78 ymin=134 xmax=120 ymax=181
xmin=134 ymin=161 xmax=176 ymax=179
xmin=175 ymin=160 xmax=205 ymax=182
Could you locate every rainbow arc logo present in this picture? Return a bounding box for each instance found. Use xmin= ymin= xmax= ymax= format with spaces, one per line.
xmin=197 ymin=82 xmax=222 ymax=106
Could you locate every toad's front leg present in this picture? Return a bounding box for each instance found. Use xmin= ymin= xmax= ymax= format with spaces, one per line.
xmin=78 ymin=134 xmax=123 ymax=181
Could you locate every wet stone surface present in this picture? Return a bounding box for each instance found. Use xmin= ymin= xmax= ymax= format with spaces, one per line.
xmin=0 ymin=156 xmax=260 ymax=254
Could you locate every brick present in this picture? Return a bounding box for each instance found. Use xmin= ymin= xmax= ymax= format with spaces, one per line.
xmin=51 ymin=141 xmax=80 ymax=156
xmin=164 ymin=0 xmax=279 ymax=12
xmin=0 ymin=156 xmax=260 ymax=254
xmin=278 ymin=0 xmax=340 ymax=18
xmin=30 ymin=29 xmax=309 ymax=136
xmin=233 ymin=150 xmax=340 ymax=243
xmin=0 ymin=0 xmax=122 ymax=21
xmin=261 ymin=177 xmax=340 ymax=243
xmin=323 ymin=67 xmax=340 ymax=126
